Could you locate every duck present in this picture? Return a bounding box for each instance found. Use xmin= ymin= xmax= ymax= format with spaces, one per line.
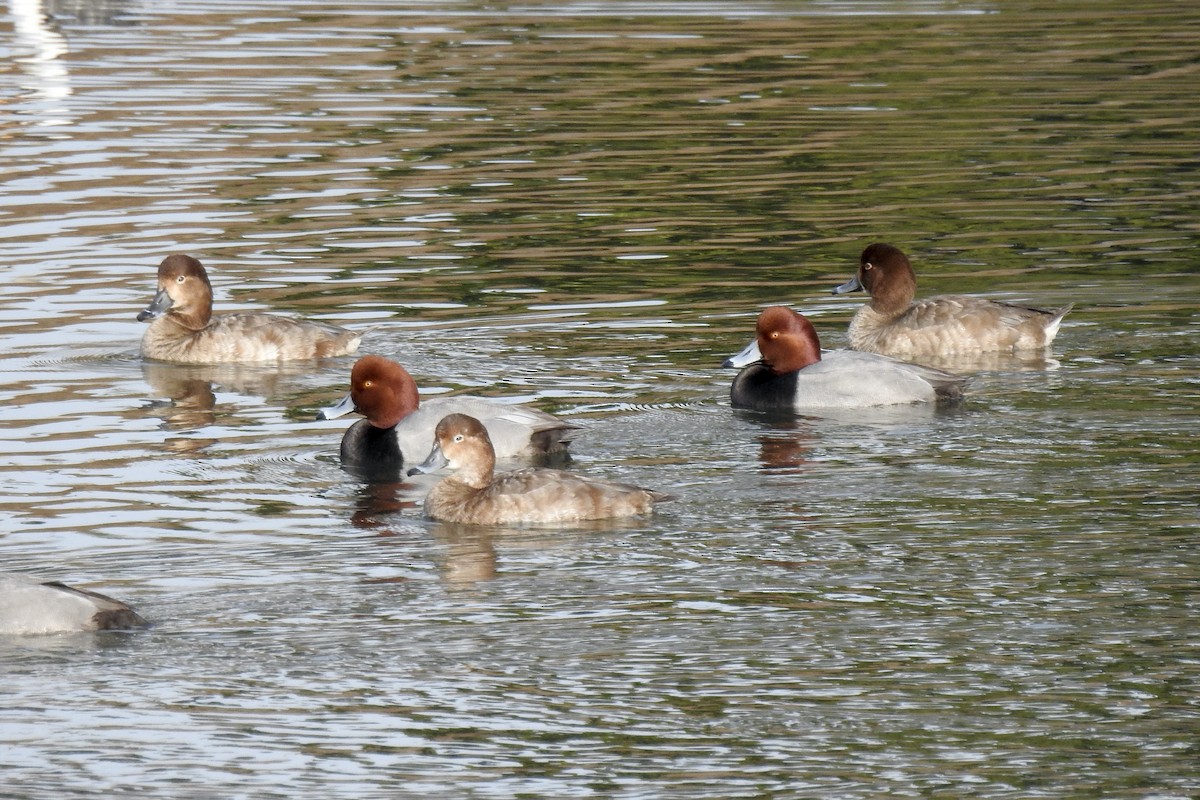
xmin=0 ymin=575 xmax=148 ymax=635
xmin=407 ymin=413 xmax=673 ymax=525
xmin=317 ymin=355 xmax=578 ymax=477
xmin=833 ymin=243 xmax=1072 ymax=359
xmin=137 ymin=254 xmax=363 ymax=363
xmin=723 ymin=306 xmax=966 ymax=410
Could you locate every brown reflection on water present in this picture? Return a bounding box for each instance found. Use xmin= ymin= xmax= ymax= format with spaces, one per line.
xmin=348 ymin=480 xmax=421 ymax=532
xmin=756 ymin=424 xmax=817 ymax=475
xmin=432 ymin=526 xmax=500 ymax=588
xmin=139 ymin=362 xmax=322 ymax=433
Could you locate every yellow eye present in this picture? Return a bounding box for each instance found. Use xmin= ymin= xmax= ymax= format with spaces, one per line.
xmin=362 ymin=380 xmax=373 ymax=389
xmin=770 ymin=331 xmax=780 ymax=339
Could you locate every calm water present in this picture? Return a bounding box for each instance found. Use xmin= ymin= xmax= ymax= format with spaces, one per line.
xmin=1 ymin=0 xmax=1197 ymax=796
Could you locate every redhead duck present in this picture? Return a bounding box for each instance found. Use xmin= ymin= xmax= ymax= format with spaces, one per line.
xmin=0 ymin=575 xmax=147 ymax=635
xmin=724 ymin=306 xmax=966 ymax=410
xmin=833 ymin=243 xmax=1072 ymax=359
xmin=408 ymin=414 xmax=673 ymax=525
xmin=317 ymin=355 xmax=578 ymax=477
xmin=137 ymin=254 xmax=363 ymax=363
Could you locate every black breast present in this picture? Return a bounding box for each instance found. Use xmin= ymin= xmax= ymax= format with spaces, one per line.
xmin=730 ymin=364 xmax=799 ymax=412
xmin=340 ymin=419 xmax=404 ymax=481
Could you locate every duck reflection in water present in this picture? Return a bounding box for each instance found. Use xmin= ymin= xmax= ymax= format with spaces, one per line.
xmin=140 ymin=362 xmax=222 ymax=432
xmin=348 ymin=479 xmax=420 ymax=532
xmin=427 ymin=523 xmax=619 ymax=589
xmin=140 ymin=360 xmax=332 ymax=436
xmin=347 ymin=480 xmax=498 ymax=587
xmin=433 ymin=526 xmax=499 ymax=588
xmin=739 ymin=412 xmax=817 ymax=474
xmin=349 ymin=479 xmax=631 ymax=589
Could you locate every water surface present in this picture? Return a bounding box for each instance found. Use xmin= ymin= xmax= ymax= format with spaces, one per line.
xmin=1 ymin=0 xmax=1197 ymax=797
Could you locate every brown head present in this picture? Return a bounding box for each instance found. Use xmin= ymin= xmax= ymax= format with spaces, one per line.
xmin=858 ymin=243 xmax=918 ymax=313
xmin=756 ymin=306 xmax=823 ymax=374
xmin=432 ymin=413 xmax=496 ymax=489
xmin=347 ymin=355 xmax=422 ymax=429
xmin=139 ymin=254 xmax=215 ymax=329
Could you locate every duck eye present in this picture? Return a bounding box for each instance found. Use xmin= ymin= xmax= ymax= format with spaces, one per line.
xmin=454 ymin=434 xmax=465 ymax=443
xmin=362 ymin=380 xmax=373 ymax=389
xmin=175 ymin=275 xmax=186 ymax=283
xmin=770 ymin=331 xmax=780 ymax=339
xmin=863 ymin=262 xmax=874 ymax=271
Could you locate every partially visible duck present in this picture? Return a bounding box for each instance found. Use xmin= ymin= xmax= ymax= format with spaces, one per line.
xmin=318 ymin=355 xmax=578 ymax=478
xmin=137 ymin=254 xmax=363 ymax=363
xmin=0 ymin=575 xmax=148 ymax=635
xmin=408 ymin=413 xmax=672 ymax=525
xmin=723 ymin=306 xmax=966 ymax=410
xmin=833 ymin=243 xmax=1072 ymax=359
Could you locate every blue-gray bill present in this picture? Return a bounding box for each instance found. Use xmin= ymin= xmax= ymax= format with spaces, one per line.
xmin=316 ymin=393 xmax=356 ymax=421
xmin=722 ymin=338 xmax=762 ymax=368
xmin=137 ymin=288 xmax=173 ymax=322
xmin=407 ymin=440 xmax=449 ymax=476
xmin=832 ymin=276 xmax=863 ymax=295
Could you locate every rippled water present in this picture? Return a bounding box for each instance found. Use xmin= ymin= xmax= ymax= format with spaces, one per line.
xmin=1 ymin=0 xmax=1197 ymax=796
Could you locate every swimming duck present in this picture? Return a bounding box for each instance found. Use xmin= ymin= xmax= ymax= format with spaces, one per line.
xmin=318 ymin=355 xmax=577 ymax=477
xmin=724 ymin=306 xmax=966 ymax=410
xmin=137 ymin=254 xmax=363 ymax=363
xmin=408 ymin=413 xmax=673 ymax=525
xmin=833 ymin=243 xmax=1072 ymax=359
xmin=0 ymin=575 xmax=148 ymax=635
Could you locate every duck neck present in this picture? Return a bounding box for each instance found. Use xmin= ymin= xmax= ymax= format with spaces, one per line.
xmin=166 ymin=306 xmax=211 ymax=332
xmin=454 ymin=451 xmax=496 ymax=490
xmin=868 ymin=269 xmax=916 ymax=316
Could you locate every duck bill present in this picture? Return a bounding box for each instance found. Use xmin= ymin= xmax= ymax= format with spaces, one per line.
xmin=722 ymin=337 xmax=762 ymax=368
xmin=137 ymin=287 xmax=173 ymax=322
xmin=406 ymin=441 xmax=449 ymax=476
xmin=316 ymin=393 xmax=357 ymax=421
xmin=832 ymin=276 xmax=863 ymax=295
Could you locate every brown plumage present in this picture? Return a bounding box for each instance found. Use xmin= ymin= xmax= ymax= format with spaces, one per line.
xmin=834 ymin=243 xmax=1072 ymax=359
xmin=137 ymin=254 xmax=363 ymax=363
xmin=410 ymin=414 xmax=672 ymax=525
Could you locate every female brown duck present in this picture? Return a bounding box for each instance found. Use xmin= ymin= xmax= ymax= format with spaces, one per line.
xmin=409 ymin=414 xmax=672 ymax=525
xmin=137 ymin=254 xmax=363 ymax=363
xmin=833 ymin=243 xmax=1072 ymax=359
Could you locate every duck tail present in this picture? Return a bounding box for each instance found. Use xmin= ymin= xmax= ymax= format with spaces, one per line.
xmin=933 ymin=374 xmax=968 ymax=402
xmin=1044 ymin=303 xmax=1074 ymax=342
